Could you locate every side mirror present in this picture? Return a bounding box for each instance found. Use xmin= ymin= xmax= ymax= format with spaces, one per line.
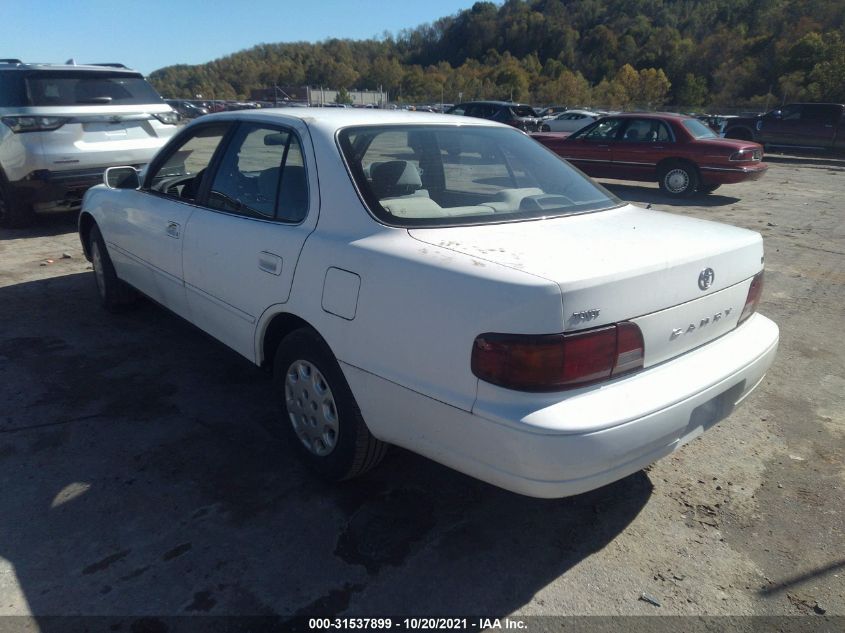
xmin=104 ymin=166 xmax=140 ymax=190
xmin=770 ymin=110 xmax=782 ymax=119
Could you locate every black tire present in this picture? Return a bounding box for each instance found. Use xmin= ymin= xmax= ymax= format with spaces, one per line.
xmin=88 ymin=225 xmax=136 ymax=311
xmin=658 ymin=161 xmax=699 ymax=197
xmin=540 ymin=124 xmax=551 ymax=132
xmin=0 ymin=180 xmax=35 ymax=228
xmin=273 ymin=328 xmax=387 ymax=481
xmin=701 ymin=183 xmax=721 ymax=194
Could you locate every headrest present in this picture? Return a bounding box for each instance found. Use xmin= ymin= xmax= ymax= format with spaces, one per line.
xmin=371 ymin=161 xmax=422 ymax=198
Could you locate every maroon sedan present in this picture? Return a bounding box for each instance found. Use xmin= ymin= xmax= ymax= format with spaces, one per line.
xmin=533 ymin=112 xmax=768 ymax=197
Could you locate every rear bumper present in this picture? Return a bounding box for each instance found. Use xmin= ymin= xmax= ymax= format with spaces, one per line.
xmin=700 ymin=162 xmax=768 ymax=185
xmin=345 ymin=313 xmax=778 ymax=498
xmin=9 ymin=166 xmax=143 ymax=212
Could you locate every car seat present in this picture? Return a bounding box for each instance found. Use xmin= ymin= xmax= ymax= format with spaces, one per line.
xmin=370 ymin=161 xmax=422 ymax=199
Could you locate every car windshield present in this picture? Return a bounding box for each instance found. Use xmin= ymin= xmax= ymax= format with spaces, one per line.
xmin=338 ymin=124 xmax=620 ymax=227
xmin=682 ymin=118 xmax=718 ymax=139
xmin=23 ymin=71 xmax=163 ymax=106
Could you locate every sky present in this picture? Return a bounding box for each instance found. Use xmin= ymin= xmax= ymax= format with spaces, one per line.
xmin=1 ymin=0 xmax=483 ymax=75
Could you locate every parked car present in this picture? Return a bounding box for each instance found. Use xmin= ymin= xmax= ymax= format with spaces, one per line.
xmin=540 ymin=109 xmax=601 ymax=132
xmin=696 ymin=114 xmax=738 ymax=137
xmin=0 ymin=59 xmax=179 ymax=227
xmin=447 ymin=101 xmax=541 ymax=131
xmin=78 ymin=109 xmax=778 ymax=498
xmin=165 ymin=99 xmax=209 ymax=119
xmin=537 ymin=105 xmax=568 ymax=119
xmin=723 ymin=103 xmax=845 ymax=152
xmin=534 ymin=112 xmax=768 ymax=196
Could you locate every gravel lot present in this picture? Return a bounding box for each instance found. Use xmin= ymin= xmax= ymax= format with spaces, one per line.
xmin=0 ymin=156 xmax=842 ymax=625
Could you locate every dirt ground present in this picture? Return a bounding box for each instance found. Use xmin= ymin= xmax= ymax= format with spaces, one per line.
xmin=0 ymin=155 xmax=842 ymax=626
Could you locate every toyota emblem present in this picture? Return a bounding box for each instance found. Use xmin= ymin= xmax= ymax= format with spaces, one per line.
xmin=698 ymin=268 xmax=715 ymax=290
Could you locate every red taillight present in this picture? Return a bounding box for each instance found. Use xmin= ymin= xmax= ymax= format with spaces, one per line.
xmin=471 ymin=322 xmax=645 ymax=392
xmin=738 ymin=271 xmax=764 ymax=325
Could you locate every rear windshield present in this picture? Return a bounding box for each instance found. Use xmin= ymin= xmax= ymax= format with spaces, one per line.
xmin=0 ymin=73 xmax=27 ymax=106
xmin=19 ymin=71 xmax=163 ymax=106
xmin=682 ymin=118 xmax=718 ymax=139
xmin=338 ymin=124 xmax=620 ymax=227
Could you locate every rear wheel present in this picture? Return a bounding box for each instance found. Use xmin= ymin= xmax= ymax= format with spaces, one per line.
xmin=540 ymin=124 xmax=551 ymax=132
xmin=658 ymin=162 xmax=699 ymax=197
xmin=88 ymin=225 xmax=136 ymax=311
xmin=273 ymin=328 xmax=387 ymax=481
xmin=0 ymin=181 xmax=35 ymax=228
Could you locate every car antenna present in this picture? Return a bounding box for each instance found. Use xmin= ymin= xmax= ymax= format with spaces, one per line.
xmin=65 ymin=58 xmax=77 ymax=65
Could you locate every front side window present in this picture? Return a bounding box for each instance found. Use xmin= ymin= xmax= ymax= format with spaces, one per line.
xmin=571 ymin=118 xmax=625 ymax=141
xmin=207 ymin=123 xmax=308 ymax=222
xmin=147 ymin=124 xmax=229 ymax=201
xmin=338 ymin=124 xmax=620 ymax=227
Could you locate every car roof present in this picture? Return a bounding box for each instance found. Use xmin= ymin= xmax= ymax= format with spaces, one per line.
xmin=200 ymin=107 xmax=505 ymax=135
xmin=601 ymin=112 xmax=694 ymax=121
xmin=0 ymin=61 xmax=141 ymax=74
xmin=455 ymin=100 xmax=533 ymax=107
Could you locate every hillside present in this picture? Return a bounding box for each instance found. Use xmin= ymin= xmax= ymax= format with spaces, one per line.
xmin=149 ymin=0 xmax=845 ymax=108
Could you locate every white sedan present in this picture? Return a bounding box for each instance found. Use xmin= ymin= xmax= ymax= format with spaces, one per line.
xmin=540 ymin=109 xmax=601 ymax=132
xmin=79 ymin=109 xmax=778 ymax=498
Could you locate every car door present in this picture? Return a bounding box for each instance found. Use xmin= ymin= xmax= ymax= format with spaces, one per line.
xmin=181 ymin=120 xmax=317 ymax=361
xmin=799 ymin=104 xmax=840 ymax=149
xmin=757 ymin=104 xmax=801 ymax=146
xmin=611 ymin=118 xmax=673 ymax=181
xmin=102 ymin=122 xmax=230 ymax=318
xmin=558 ymin=118 xmax=624 ymax=178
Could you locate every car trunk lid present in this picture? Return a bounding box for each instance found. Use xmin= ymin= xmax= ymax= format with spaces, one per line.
xmin=409 ymin=204 xmax=763 ymax=368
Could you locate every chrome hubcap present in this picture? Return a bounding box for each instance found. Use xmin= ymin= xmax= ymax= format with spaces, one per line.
xmin=665 ymin=168 xmax=690 ymax=193
xmin=285 ymin=359 xmax=339 ymax=456
xmin=91 ymin=242 xmax=106 ymax=298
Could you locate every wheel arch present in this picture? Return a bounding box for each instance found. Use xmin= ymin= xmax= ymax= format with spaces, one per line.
xmin=78 ymin=212 xmax=97 ymax=261
xmin=656 ymin=156 xmax=699 ymax=177
xmin=258 ymin=311 xmax=328 ymax=370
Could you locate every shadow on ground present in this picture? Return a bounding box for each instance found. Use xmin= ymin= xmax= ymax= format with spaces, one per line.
xmin=0 ymin=211 xmax=80 ymax=241
xmin=602 ymin=182 xmax=740 ymax=207
xmin=0 ymin=273 xmax=652 ymax=622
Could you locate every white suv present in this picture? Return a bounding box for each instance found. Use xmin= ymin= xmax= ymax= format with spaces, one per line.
xmin=0 ymin=59 xmax=179 ymax=227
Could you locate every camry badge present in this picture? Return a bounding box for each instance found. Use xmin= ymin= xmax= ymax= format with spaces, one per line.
xmin=698 ymin=268 xmax=715 ymax=290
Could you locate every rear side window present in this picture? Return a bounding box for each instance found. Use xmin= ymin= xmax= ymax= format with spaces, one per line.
xmin=621 ymin=119 xmax=673 ymax=142
xmin=802 ymin=104 xmax=841 ymax=124
xmin=0 ymin=73 xmax=26 ymax=106
xmin=23 ymin=71 xmax=163 ymax=106
xmin=512 ymin=105 xmax=536 ymax=117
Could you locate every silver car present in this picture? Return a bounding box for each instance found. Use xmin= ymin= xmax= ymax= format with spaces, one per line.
xmin=0 ymin=59 xmax=178 ymax=227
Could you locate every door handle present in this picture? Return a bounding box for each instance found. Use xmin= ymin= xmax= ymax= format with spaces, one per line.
xmin=166 ymin=221 xmax=180 ymax=238
xmin=258 ymin=251 xmax=283 ymax=276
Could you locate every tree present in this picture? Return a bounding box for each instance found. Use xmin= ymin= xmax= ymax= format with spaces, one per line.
xmin=335 ymin=87 xmax=353 ymax=105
